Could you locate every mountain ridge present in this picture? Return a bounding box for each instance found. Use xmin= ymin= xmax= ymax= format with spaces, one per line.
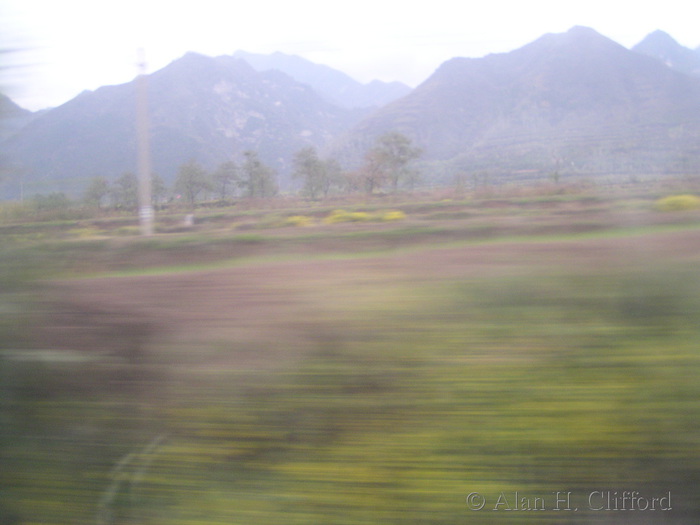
xmin=0 ymin=94 xmax=35 ymax=140
xmin=632 ymin=30 xmax=700 ymax=77
xmin=0 ymin=52 xmax=363 ymax=198
xmin=233 ymin=50 xmax=411 ymax=109
xmin=338 ymin=26 xmax=700 ymax=180
xmin=3 ymin=26 xmax=700 ymax=199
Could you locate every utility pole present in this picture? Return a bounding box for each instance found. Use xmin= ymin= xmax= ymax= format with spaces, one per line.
xmin=136 ymin=48 xmax=153 ymax=236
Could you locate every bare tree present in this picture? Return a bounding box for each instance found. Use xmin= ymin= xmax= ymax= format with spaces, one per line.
xmin=174 ymin=160 xmax=209 ymax=207
xmin=239 ymin=151 xmax=277 ymax=198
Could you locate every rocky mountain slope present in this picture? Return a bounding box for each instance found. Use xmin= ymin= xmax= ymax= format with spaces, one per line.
xmin=233 ymin=50 xmax=411 ymax=109
xmin=0 ymin=53 xmax=363 ymax=198
xmin=633 ymin=30 xmax=700 ymax=77
xmin=339 ymin=26 xmax=700 ymax=180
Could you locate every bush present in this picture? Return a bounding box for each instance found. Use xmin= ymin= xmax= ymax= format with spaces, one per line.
xmin=66 ymin=227 xmax=102 ymax=238
xmin=653 ymin=194 xmax=700 ymax=212
xmin=114 ymin=226 xmax=141 ymax=236
xmin=379 ymin=210 xmax=406 ymax=222
xmin=323 ymin=210 xmax=371 ymax=224
xmin=323 ymin=209 xmax=406 ymax=224
xmin=283 ymin=215 xmax=314 ymax=227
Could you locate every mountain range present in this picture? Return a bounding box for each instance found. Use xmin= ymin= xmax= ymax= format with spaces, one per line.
xmin=0 ymin=53 xmax=365 ymax=198
xmin=0 ymin=94 xmax=35 ymax=141
xmin=2 ymin=27 xmax=700 ymax=199
xmin=233 ymin=50 xmax=411 ymax=109
xmin=341 ymin=26 xmax=700 ymax=181
xmin=632 ymin=30 xmax=700 ymax=78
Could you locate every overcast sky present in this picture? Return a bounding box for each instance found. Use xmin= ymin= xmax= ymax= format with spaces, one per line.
xmin=2 ymin=0 xmax=698 ymax=111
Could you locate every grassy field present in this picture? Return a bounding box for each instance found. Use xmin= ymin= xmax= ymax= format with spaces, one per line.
xmin=1 ymin=182 xmax=700 ymax=524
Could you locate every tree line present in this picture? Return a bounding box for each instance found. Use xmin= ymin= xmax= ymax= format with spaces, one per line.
xmin=83 ymin=132 xmax=422 ymax=210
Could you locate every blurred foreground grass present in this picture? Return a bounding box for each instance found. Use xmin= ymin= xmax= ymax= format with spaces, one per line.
xmin=1 ymin=196 xmax=700 ymax=523
xmin=3 ymin=266 xmax=699 ymax=523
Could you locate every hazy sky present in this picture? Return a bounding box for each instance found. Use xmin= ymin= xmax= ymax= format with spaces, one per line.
xmin=3 ymin=0 xmax=698 ymax=111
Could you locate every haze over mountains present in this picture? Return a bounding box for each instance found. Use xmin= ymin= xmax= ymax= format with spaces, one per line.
xmin=2 ymin=27 xmax=700 ymax=199
xmin=1 ymin=54 xmax=364 ymax=198
xmin=632 ymin=30 xmax=700 ymax=77
xmin=233 ymin=50 xmax=412 ymax=109
xmin=0 ymin=94 xmax=35 ymax=141
xmin=345 ymin=26 xmax=700 ymax=180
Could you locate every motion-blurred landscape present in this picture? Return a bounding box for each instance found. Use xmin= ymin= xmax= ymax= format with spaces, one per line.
xmin=1 ymin=25 xmax=700 ymax=524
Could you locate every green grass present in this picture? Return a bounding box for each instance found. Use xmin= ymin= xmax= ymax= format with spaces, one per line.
xmin=2 ymin=259 xmax=699 ymax=523
xmin=2 ymin=186 xmax=700 ymax=523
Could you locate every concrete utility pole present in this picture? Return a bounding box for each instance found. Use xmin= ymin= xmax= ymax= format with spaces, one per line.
xmin=136 ymin=48 xmax=154 ymax=236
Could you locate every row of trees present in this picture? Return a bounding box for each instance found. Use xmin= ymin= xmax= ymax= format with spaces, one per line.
xmin=176 ymin=150 xmax=278 ymax=206
xmin=84 ymin=150 xmax=278 ymax=210
xmin=292 ymin=132 xmax=422 ymax=198
xmin=83 ymin=132 xmax=422 ymax=209
xmin=84 ymin=171 xmax=165 ymax=211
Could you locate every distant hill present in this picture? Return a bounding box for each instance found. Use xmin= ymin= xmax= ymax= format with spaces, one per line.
xmin=0 ymin=93 xmax=34 ymax=140
xmin=339 ymin=26 xmax=700 ymax=182
xmin=0 ymin=53 xmax=363 ymax=198
xmin=633 ymin=30 xmax=700 ymax=77
xmin=233 ymin=50 xmax=411 ymax=109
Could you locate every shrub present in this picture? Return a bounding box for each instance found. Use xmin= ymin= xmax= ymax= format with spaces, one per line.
xmin=66 ymin=227 xmax=102 ymax=238
xmin=284 ymin=215 xmax=314 ymax=227
xmin=114 ymin=226 xmax=141 ymax=236
xmin=653 ymin=194 xmax=700 ymax=212
xmin=323 ymin=209 xmax=404 ymax=224
xmin=379 ymin=210 xmax=406 ymax=222
xmin=348 ymin=212 xmax=371 ymax=222
xmin=323 ymin=209 xmax=370 ymax=224
xmin=323 ymin=210 xmax=348 ymax=224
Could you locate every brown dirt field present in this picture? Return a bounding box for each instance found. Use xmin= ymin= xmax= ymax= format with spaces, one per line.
xmin=33 ymin=226 xmax=700 ymax=373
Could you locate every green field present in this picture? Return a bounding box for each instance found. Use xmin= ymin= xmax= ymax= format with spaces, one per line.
xmin=1 ymin=183 xmax=700 ymax=524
